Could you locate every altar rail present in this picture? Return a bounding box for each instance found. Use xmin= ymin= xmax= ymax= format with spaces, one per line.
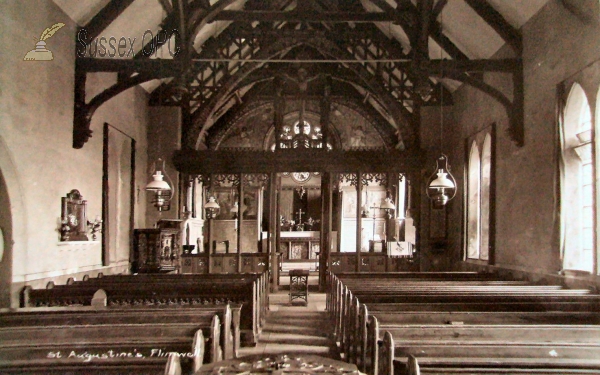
xmin=329 ymin=252 xmax=417 ymax=273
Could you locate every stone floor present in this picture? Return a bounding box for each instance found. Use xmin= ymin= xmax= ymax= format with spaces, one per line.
xmin=238 ymin=276 xmax=341 ymax=360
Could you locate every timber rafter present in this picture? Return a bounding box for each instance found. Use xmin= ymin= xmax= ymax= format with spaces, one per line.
xmin=183 ymin=30 xmax=420 ymax=150
xmin=151 ymin=22 xmax=453 ymax=112
xmin=72 ymin=0 xmax=525 ymax=149
xmin=146 ymin=23 xmax=451 ymax=149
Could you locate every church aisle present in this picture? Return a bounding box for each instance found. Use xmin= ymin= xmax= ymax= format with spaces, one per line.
xmin=238 ymin=279 xmax=341 ymax=360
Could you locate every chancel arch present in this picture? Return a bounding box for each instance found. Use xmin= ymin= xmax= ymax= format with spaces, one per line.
xmin=207 ymin=82 xmax=398 ymax=152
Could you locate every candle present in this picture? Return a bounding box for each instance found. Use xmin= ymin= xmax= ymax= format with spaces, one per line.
xmin=186 ymin=223 xmax=190 ymax=245
xmin=61 ymin=197 xmax=67 ymax=221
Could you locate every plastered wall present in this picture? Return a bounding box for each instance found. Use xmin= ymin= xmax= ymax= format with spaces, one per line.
xmin=0 ymin=2 xmax=149 ymax=306
xmin=448 ymin=0 xmax=600 ymax=280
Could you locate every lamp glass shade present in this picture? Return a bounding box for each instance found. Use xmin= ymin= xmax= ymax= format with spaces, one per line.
xmin=146 ymin=171 xmax=171 ymax=191
xmin=429 ymin=170 xmax=455 ymax=189
xmin=380 ymin=198 xmax=395 ymax=210
xmin=205 ymin=197 xmax=220 ymax=210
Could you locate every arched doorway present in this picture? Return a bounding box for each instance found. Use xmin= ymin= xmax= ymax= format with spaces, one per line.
xmin=0 ymin=135 xmax=25 ymax=308
xmin=0 ymin=168 xmax=12 ymax=307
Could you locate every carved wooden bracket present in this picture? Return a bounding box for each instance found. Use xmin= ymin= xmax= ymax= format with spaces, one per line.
xmin=73 ymin=58 xmax=186 ymax=148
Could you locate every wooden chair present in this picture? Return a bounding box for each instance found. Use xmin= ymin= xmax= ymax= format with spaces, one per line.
xmin=289 ymin=269 xmax=310 ymax=305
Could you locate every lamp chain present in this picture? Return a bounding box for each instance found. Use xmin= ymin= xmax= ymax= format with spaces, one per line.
xmin=439 ymin=7 xmax=444 ymax=156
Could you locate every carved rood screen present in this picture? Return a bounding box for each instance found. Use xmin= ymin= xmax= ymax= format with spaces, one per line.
xmin=198 ymin=174 xmax=269 ymax=188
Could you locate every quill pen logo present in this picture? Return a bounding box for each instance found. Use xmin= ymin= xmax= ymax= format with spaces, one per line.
xmin=24 ymin=23 xmax=65 ymax=61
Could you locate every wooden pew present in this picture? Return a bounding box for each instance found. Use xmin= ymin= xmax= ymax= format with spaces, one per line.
xmin=0 ymin=303 xmax=236 ymax=361
xmin=367 ymin=312 xmax=600 ymax=375
xmin=326 ymin=272 xmax=600 ymax=375
xmin=364 ymin=300 xmax=600 ymax=312
xmin=356 ymin=298 xmax=600 ymax=369
xmin=336 ymin=278 xmax=589 ymax=295
xmin=84 ymin=271 xmax=272 ymax=338
xmin=20 ymin=272 xmax=269 ymax=346
xmin=404 ymin=354 xmax=600 ymax=375
xmin=326 ymin=272 xmax=530 ymax=332
xmin=335 ymin=291 xmax=600 ymax=350
xmin=0 ymin=317 xmax=214 ymax=374
xmin=333 ymin=272 xmax=501 ymax=280
xmin=2 ymin=357 xmax=184 ymax=375
xmin=326 ymin=271 xmax=587 ymax=319
xmin=92 ymin=272 xmax=269 ymax=344
xmin=337 ymin=288 xmax=597 ymax=359
xmin=326 ymin=272 xmax=499 ymax=317
xmin=329 ymin=273 xmax=597 ymax=357
xmin=79 ymin=273 xmax=269 ymax=321
xmin=381 ymin=329 xmax=600 ymax=375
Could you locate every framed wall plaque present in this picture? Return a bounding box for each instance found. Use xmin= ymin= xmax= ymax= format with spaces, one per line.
xmin=60 ymin=189 xmax=88 ymax=241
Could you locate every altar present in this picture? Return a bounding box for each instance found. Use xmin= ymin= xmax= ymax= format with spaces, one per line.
xmin=279 ymin=231 xmax=320 ymax=261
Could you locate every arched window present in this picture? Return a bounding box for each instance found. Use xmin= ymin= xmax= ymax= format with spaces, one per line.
xmin=466 ymin=131 xmax=493 ymax=262
xmin=561 ymin=83 xmax=594 ymax=273
xmin=480 ymin=134 xmax=492 ymax=261
xmin=467 ymin=141 xmax=481 ymax=259
xmin=595 ymin=85 xmax=600 ymax=274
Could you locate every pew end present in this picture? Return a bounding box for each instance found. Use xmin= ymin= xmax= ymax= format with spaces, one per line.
xmin=20 ymin=285 xmax=31 ymax=308
xmin=192 ymin=328 xmax=205 ymax=373
xmin=230 ymin=303 xmax=242 ymax=358
xmin=367 ymin=315 xmax=380 ymax=375
xmin=91 ymin=289 xmax=107 ymax=307
xmin=406 ymin=355 xmax=420 ymax=375
xmin=209 ymin=314 xmax=222 ymax=363
xmin=379 ymin=330 xmax=394 ymax=375
xmin=165 ymin=352 xmax=182 ymax=375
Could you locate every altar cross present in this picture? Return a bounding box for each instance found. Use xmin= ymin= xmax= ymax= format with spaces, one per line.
xmin=296 ymin=209 xmax=305 ymax=223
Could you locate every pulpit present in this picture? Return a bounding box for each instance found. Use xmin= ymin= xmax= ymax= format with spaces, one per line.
xmin=132 ymin=227 xmax=181 ymax=273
